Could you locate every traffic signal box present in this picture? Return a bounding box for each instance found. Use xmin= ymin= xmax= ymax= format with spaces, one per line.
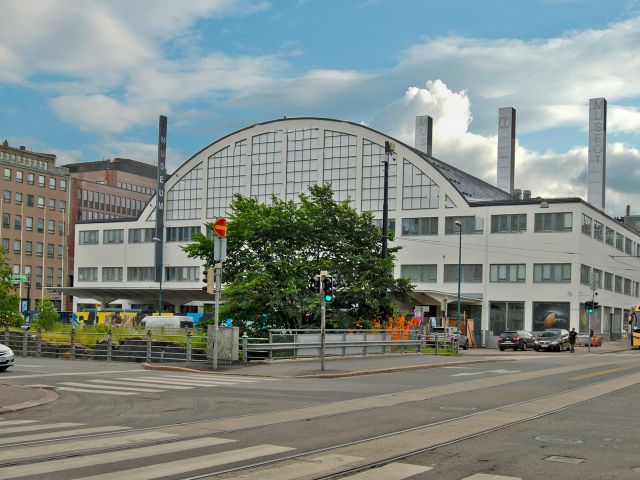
xmin=202 ymin=266 xmax=215 ymax=294
xmin=323 ymin=277 xmax=334 ymax=302
xmin=309 ymin=276 xmax=320 ymax=294
xmin=584 ymin=301 xmax=600 ymax=313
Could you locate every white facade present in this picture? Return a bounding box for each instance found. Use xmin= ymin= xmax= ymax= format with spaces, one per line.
xmin=72 ymin=117 xmax=640 ymax=338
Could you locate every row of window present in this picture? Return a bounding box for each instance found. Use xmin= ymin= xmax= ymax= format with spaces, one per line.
xmin=78 ymin=189 xmax=146 ymax=217
xmin=78 ymin=226 xmax=199 ymax=245
xmin=78 ymin=266 xmax=199 ymax=282
xmin=2 ymin=238 xmax=64 ymax=258
xmin=400 ymin=213 xmax=574 ymax=236
xmin=3 ymin=167 xmax=67 ymax=190
xmin=10 ymin=264 xmax=63 ymax=289
xmin=582 ymin=213 xmax=639 ymax=256
xmin=580 ymin=264 xmax=640 ymax=297
xmin=402 ymin=263 xmax=571 ymax=284
xmin=116 ymin=181 xmax=155 ymax=195
xmin=2 ymin=190 xmax=67 ymax=211
xmin=2 ymin=215 xmax=66 ymax=235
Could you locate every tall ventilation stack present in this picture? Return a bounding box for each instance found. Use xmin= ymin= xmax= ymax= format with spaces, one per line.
xmin=415 ymin=115 xmax=433 ymax=156
xmin=588 ymin=98 xmax=607 ymax=209
xmin=497 ymin=107 xmax=516 ymax=194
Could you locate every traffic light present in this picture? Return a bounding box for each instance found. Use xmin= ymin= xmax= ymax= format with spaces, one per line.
xmin=202 ymin=266 xmax=215 ymax=294
xmin=323 ymin=276 xmax=334 ymax=302
xmin=309 ymin=275 xmax=320 ymax=294
xmin=592 ymin=301 xmax=599 ymax=310
xmin=585 ymin=301 xmax=594 ymax=313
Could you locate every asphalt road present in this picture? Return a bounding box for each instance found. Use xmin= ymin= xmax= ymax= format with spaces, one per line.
xmin=1 ymin=351 xmax=639 ymax=479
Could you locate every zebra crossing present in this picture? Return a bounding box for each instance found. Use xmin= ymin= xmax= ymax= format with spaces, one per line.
xmin=0 ymin=417 xmax=524 ymax=480
xmin=54 ymin=373 xmax=275 ymax=396
xmin=0 ymin=415 xmax=523 ymax=480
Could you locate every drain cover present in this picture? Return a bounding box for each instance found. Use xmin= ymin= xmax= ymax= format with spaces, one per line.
xmin=534 ymin=436 xmax=583 ymax=445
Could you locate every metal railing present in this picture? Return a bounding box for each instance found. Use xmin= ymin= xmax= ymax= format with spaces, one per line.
xmin=241 ymin=328 xmax=460 ymax=361
xmin=2 ymin=328 xmax=208 ymax=363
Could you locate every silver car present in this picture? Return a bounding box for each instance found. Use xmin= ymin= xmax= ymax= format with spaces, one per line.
xmin=533 ymin=329 xmax=570 ymax=352
xmin=0 ymin=343 xmax=15 ymax=371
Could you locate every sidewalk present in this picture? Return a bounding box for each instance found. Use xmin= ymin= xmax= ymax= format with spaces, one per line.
xmin=1 ymin=341 xmax=631 ymax=413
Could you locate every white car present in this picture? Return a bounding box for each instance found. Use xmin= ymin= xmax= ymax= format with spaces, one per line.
xmin=0 ymin=343 xmax=14 ymax=372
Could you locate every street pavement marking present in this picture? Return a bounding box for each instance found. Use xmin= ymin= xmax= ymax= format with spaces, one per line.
xmin=91 ymin=379 xmax=192 ymax=390
xmin=161 ymin=374 xmax=274 ymax=383
xmin=114 ymin=377 xmax=229 ymax=387
xmin=0 ymin=420 xmax=38 ymax=427
xmin=71 ymin=444 xmax=295 ymax=480
xmin=56 ymin=387 xmax=137 ymax=396
xmin=227 ymin=454 xmax=363 ymax=479
xmin=0 ymin=437 xmax=235 ymax=479
xmin=0 ymin=430 xmax=177 ymax=463
xmin=5 ymin=369 xmax=143 ymax=380
xmin=59 ymin=382 xmax=164 ymax=393
xmin=462 ymin=475 xmax=521 ymax=480
xmin=569 ymin=366 xmax=632 ymax=381
xmin=0 ymin=426 xmax=131 ymax=446
xmin=338 ymin=462 xmax=432 ymax=479
xmin=451 ymin=369 xmax=521 ymax=377
xmin=0 ymin=422 xmax=82 ymax=434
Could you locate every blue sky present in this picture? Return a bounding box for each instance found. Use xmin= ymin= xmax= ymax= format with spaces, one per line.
xmin=2 ymin=0 xmax=640 ymax=215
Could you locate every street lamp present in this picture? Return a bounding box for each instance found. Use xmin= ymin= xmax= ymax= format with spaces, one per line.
xmin=454 ymin=220 xmax=462 ymax=335
xmin=152 ymin=237 xmax=163 ymax=314
xmin=382 ymin=141 xmax=395 ymax=259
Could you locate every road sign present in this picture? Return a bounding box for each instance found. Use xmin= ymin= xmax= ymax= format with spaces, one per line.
xmin=213 ymin=218 xmax=228 ymax=238
xmin=11 ymin=276 xmax=28 ymax=282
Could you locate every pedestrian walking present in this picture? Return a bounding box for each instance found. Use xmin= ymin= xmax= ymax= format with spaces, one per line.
xmin=569 ymin=327 xmax=577 ymax=353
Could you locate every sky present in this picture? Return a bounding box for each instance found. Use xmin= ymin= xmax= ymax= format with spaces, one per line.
xmin=2 ymin=0 xmax=640 ymax=216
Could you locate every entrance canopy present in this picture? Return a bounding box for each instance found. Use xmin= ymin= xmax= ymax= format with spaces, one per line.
xmin=411 ymin=290 xmax=483 ymax=306
xmin=60 ymin=287 xmax=214 ymax=306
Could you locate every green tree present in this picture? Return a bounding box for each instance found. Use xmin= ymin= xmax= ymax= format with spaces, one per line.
xmin=32 ymin=297 xmax=60 ymax=331
xmin=182 ymin=184 xmax=413 ymax=333
xmin=0 ymin=247 xmax=22 ymax=328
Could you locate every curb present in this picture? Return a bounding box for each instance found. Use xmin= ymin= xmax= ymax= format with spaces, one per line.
xmin=0 ymin=385 xmax=59 ymax=413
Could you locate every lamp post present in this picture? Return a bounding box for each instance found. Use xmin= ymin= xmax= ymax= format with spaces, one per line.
xmin=381 ymin=141 xmax=395 ymax=259
xmin=454 ymin=220 xmax=462 ymax=335
xmin=152 ymin=237 xmax=163 ymax=314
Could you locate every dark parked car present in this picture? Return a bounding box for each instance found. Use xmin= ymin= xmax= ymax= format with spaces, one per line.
xmin=534 ymin=328 xmax=570 ymax=351
xmin=497 ymin=330 xmax=536 ymax=351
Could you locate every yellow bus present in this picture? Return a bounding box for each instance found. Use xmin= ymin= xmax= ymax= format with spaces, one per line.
xmin=629 ymin=306 xmax=640 ymax=348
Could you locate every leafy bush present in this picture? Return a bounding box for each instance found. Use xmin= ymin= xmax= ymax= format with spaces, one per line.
xmin=31 ymin=298 xmax=61 ymax=331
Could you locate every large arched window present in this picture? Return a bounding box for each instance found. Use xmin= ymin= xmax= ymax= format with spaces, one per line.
xmin=286 ymin=127 xmax=320 ymax=201
xmin=251 ymin=131 xmax=282 ymax=204
xmin=166 ymin=163 xmax=203 ymax=220
xmin=323 ymin=130 xmax=356 ymax=204
xmin=402 ymin=160 xmax=439 ymax=209
xmin=361 ymin=139 xmax=396 ymax=212
xmin=207 ymin=140 xmax=246 ymax=218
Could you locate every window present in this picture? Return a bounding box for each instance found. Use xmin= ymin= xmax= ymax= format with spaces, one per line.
xmin=400 ymin=264 xmax=437 ymax=282
xmin=372 ymin=218 xmax=395 ymax=234
xmin=25 ymin=217 xmax=32 ymax=231
xmin=616 ymin=232 xmax=624 ymax=252
xmin=491 ymin=214 xmax=526 ymax=233
xmin=490 ymin=264 xmax=526 ymax=283
xmin=615 ymin=275 xmax=623 ymax=293
xmin=581 ymin=214 xmax=592 ymax=236
xmin=401 ymin=217 xmax=438 ymax=236
xmin=604 ymin=272 xmax=613 ymax=290
xmin=36 ymin=243 xmax=43 ymax=257
xmin=13 ymin=240 xmax=20 ymax=254
xmin=128 ymin=228 xmax=155 ymax=243
xmin=16 ymin=171 xmax=23 ymax=183
xmin=593 ymin=269 xmax=602 ymax=289
xmin=37 ymin=196 xmax=44 ymax=209
xmin=27 ymin=194 xmax=34 ymax=207
xmin=445 ymin=216 xmax=484 ymax=234
xmin=27 ymin=173 xmax=34 ymax=185
xmin=103 ymin=229 xmax=124 ymax=244
xmin=580 ymin=264 xmax=591 ymax=285
xmin=127 ymin=267 xmax=154 ymax=281
xmin=594 ymin=221 xmax=604 ymax=241
xmin=79 ymin=230 xmax=99 ymax=245
xmin=47 ymin=220 xmax=55 ymax=234
xmin=361 ymin=140 xmax=396 ymax=211
xmin=3 ymin=168 xmax=10 ymax=180
xmin=14 ymin=214 xmax=21 ymax=230
xmin=2 ymin=213 xmax=9 ymax=228
xmin=605 ymin=227 xmax=614 ymax=246
xmin=626 ymin=238 xmax=633 ymax=255
xmin=78 ymin=267 xmax=98 ymax=282
xmin=35 ymin=266 xmax=42 ymax=288
xmin=48 ymin=198 xmax=55 ymax=211
xmin=38 ymin=175 xmax=45 ymax=187
xmin=533 ymin=263 xmax=571 ymax=283
xmin=1 ymin=239 xmax=7 ymax=250
xmin=624 ymin=278 xmax=632 ymax=296
xmin=36 ymin=218 xmax=44 ymax=233
xmin=166 ymin=226 xmax=200 ymax=242
xmin=15 ymin=192 xmax=22 ymax=205
xmin=490 ymin=302 xmax=524 ymax=333
xmin=444 ymin=264 xmax=483 ymax=282
xmin=165 ymin=266 xmax=199 ymax=282
xmin=59 ymin=200 xmax=66 ymax=212
xmin=534 ymin=212 xmax=572 ymax=232
xmin=46 ymin=267 xmax=53 ymax=287
xmin=25 ymin=241 xmax=32 ymax=255
xmin=58 ymin=221 xmax=64 ymax=236
xmin=49 ymin=177 xmax=56 ymax=189
xmin=47 ymin=243 xmax=54 ymax=257
xmin=60 ymin=179 xmax=67 ymax=192
xmin=58 ymin=245 xmax=63 ymax=258
xmin=3 ymin=190 xmax=10 ymax=203
xmin=102 ymin=267 xmax=123 ymax=282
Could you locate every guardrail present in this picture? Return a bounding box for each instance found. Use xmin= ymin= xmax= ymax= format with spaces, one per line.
xmin=241 ymin=328 xmax=460 ymax=361
xmin=2 ymin=328 xmax=208 ymax=363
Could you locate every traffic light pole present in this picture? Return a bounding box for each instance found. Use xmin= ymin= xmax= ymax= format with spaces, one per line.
xmin=320 ymin=270 xmax=328 ymax=372
xmin=212 ymin=263 xmax=222 ymax=370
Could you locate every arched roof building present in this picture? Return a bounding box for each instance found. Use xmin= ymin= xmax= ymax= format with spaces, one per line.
xmin=68 ymin=117 xmax=640 ymax=341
